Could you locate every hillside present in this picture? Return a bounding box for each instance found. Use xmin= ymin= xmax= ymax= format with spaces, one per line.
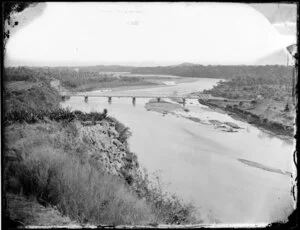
xmin=3 ymin=79 xmax=198 ymax=227
xmin=131 ymin=65 xmax=293 ymax=79
xmin=194 ymin=74 xmax=295 ymax=138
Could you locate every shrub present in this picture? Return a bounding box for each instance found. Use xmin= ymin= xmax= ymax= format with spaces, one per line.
xmin=106 ymin=116 xmax=132 ymax=144
xmin=4 ymin=108 xmax=109 ymax=125
xmin=132 ymin=171 xmax=198 ymax=224
xmin=4 ymin=139 xmax=155 ymax=225
xmin=284 ymin=103 xmax=290 ymax=112
xmin=4 ymin=82 xmax=61 ymax=114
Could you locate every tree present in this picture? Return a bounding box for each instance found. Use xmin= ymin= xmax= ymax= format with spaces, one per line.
xmin=284 ymin=103 xmax=290 ymax=112
xmin=3 ymin=2 xmax=34 ymax=49
xmin=103 ymin=108 xmax=108 ymax=118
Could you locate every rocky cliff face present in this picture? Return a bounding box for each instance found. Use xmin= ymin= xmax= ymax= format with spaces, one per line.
xmin=4 ymin=118 xmax=155 ymax=226
xmin=76 ymin=120 xmax=140 ymax=181
xmin=4 ymin=117 xmax=142 ymax=189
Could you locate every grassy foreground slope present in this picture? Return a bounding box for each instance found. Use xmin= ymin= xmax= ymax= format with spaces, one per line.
xmin=3 ymin=80 xmax=198 ymax=226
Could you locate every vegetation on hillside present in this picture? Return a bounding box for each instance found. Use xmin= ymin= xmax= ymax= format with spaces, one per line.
xmin=203 ymin=74 xmax=293 ymax=100
xmin=4 ymin=121 xmax=155 ymax=225
xmin=4 ymin=67 xmax=53 ymax=82
xmin=4 ymin=116 xmax=198 ymax=225
xmin=131 ymin=64 xmax=294 ymax=79
xmin=197 ymin=73 xmax=295 ymax=137
xmin=4 ymin=81 xmax=61 ymax=114
xmin=4 ymin=2 xmax=35 ymax=47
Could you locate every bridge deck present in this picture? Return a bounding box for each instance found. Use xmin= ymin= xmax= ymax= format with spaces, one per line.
xmin=60 ymin=93 xmax=251 ymax=102
xmin=62 ymin=94 xmax=203 ymax=99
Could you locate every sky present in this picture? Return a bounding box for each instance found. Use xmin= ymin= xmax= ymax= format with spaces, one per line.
xmin=5 ymin=2 xmax=297 ymax=67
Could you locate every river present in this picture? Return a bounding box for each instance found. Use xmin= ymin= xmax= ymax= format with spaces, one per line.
xmin=61 ymin=77 xmax=295 ymax=225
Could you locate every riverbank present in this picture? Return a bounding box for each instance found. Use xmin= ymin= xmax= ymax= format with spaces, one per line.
xmin=63 ymin=80 xmax=159 ymax=92
xmin=190 ymin=75 xmax=295 ymax=140
xmin=3 ymin=79 xmax=198 ymax=227
xmin=56 ymin=76 xmax=199 ymax=95
xmin=52 ymin=69 xmax=197 ymax=93
xmin=195 ymin=98 xmax=294 ymax=140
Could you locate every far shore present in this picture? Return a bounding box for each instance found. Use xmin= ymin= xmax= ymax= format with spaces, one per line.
xmin=196 ymin=99 xmax=294 ymax=142
xmin=55 ymin=76 xmax=200 ymax=95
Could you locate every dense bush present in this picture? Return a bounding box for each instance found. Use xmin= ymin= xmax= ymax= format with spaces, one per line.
xmin=4 ymin=82 xmax=61 ymax=113
xmin=132 ymin=172 xmax=198 ymax=224
xmin=106 ymin=116 xmax=132 ymax=144
xmin=4 ymin=67 xmax=46 ymax=82
xmin=204 ymin=73 xmax=293 ymax=101
xmin=4 ymin=108 xmax=110 ymax=126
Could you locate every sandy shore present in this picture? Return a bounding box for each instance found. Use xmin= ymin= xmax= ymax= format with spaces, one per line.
xmin=237 ymin=159 xmax=292 ymax=177
xmin=145 ymin=99 xmax=187 ymax=114
xmin=196 ymin=99 xmax=294 ymax=142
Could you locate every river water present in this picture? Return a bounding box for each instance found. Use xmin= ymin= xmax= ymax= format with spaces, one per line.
xmin=61 ymin=78 xmax=295 ymax=224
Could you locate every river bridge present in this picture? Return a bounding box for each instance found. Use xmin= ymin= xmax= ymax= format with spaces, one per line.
xmin=59 ymin=92 xmax=220 ymax=104
xmin=60 ymin=92 xmax=253 ymax=105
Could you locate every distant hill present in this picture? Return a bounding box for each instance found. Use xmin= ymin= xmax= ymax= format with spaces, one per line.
xmin=177 ymin=62 xmax=195 ymax=67
xmin=130 ymin=64 xmax=293 ymax=79
xmin=74 ymin=65 xmax=136 ymax=73
xmin=5 ymin=64 xmax=293 ymax=81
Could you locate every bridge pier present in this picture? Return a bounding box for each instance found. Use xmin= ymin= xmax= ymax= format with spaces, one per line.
xmin=157 ymin=97 xmax=161 ymax=102
xmin=182 ymin=98 xmax=186 ymax=106
xmin=132 ymin=97 xmax=136 ymax=106
xmin=84 ymin=95 xmax=88 ymax=102
xmin=108 ymin=97 xmax=112 ymax=104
